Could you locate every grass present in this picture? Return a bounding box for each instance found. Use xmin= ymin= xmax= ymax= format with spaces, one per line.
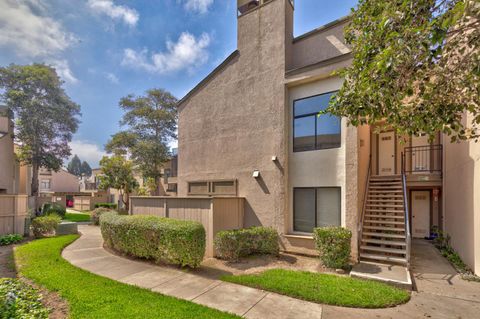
xmin=63 ymin=212 xmax=91 ymax=222
xmin=14 ymin=235 xmax=239 ymax=319
xmin=222 ymin=269 xmax=410 ymax=308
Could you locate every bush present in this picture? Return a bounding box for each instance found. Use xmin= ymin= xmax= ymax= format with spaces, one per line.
xmin=0 ymin=278 xmax=49 ymax=319
xmin=31 ymin=215 xmax=61 ymax=238
xmin=91 ymin=207 xmax=116 ymax=225
xmin=0 ymin=234 xmax=23 ymax=246
xmin=214 ymin=227 xmax=279 ymax=261
xmin=100 ymin=214 xmax=206 ymax=268
xmin=42 ymin=203 xmax=66 ymax=218
xmin=314 ymin=227 xmax=352 ymax=269
xmin=94 ymin=203 xmax=117 ymax=209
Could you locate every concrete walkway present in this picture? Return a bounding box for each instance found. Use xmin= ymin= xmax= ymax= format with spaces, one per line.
xmin=62 ymin=226 xmax=323 ymax=319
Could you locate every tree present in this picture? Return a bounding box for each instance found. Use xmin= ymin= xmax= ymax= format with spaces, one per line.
xmin=0 ymin=64 xmax=81 ymax=196
xmin=97 ymin=155 xmax=138 ymax=210
xmin=67 ymin=155 xmax=82 ymax=176
xmin=81 ymin=161 xmax=92 ymax=177
xmin=106 ymin=88 xmax=177 ymax=194
xmin=327 ymin=0 xmax=479 ymax=141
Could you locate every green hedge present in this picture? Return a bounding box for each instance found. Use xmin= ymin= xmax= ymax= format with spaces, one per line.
xmin=100 ymin=214 xmax=206 ymax=268
xmin=0 ymin=234 xmax=23 ymax=246
xmin=0 ymin=278 xmax=49 ymax=319
xmin=314 ymin=227 xmax=352 ymax=269
xmin=42 ymin=202 xmax=66 ymax=218
xmin=91 ymin=207 xmax=116 ymax=225
xmin=214 ymin=227 xmax=279 ymax=261
xmin=31 ymin=215 xmax=61 ymax=238
xmin=94 ymin=203 xmax=117 ymax=209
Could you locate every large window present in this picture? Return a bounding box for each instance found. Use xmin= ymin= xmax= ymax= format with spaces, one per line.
xmin=293 ymin=187 xmax=341 ymax=233
xmin=293 ymin=91 xmax=341 ymax=152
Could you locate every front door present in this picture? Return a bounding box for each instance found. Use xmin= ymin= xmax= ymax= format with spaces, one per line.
xmin=411 ymin=134 xmax=431 ymax=173
xmin=378 ymin=131 xmax=395 ymax=175
xmin=411 ymin=190 xmax=430 ymax=238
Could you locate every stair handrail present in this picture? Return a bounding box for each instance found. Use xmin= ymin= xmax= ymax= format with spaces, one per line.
xmin=358 ymin=155 xmax=371 ymax=261
xmin=401 ymin=152 xmax=411 ymax=269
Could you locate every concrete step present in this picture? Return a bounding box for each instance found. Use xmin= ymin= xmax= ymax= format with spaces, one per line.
xmin=369 ymin=182 xmax=403 ymax=186
xmin=368 ymin=194 xmax=403 ymax=198
xmin=361 ymin=245 xmax=406 ymax=254
xmin=369 ymin=186 xmax=403 ymax=190
xmin=366 ymin=204 xmax=404 ymax=209
xmin=350 ymin=262 xmax=412 ymax=290
xmin=360 ymin=253 xmax=407 ymax=265
xmin=363 ymin=232 xmax=406 ymax=239
xmin=369 ymin=190 xmax=403 ymax=194
xmin=367 ymin=199 xmax=404 ymax=203
xmin=363 ymin=225 xmax=405 ymax=232
xmin=365 ymin=214 xmax=405 ymax=219
xmin=366 ymin=209 xmax=405 ymax=214
xmin=365 ymin=219 xmax=405 ymax=225
xmin=362 ymin=238 xmax=406 ymax=246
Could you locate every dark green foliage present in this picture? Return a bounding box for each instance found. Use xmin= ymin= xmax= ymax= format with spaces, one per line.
xmin=0 ymin=278 xmax=49 ymax=319
xmin=0 ymin=234 xmax=22 ymax=246
xmin=80 ymin=161 xmax=92 ymax=177
xmin=14 ymin=236 xmax=239 ymax=318
xmin=313 ymin=227 xmax=352 ymax=269
xmin=41 ymin=203 xmax=66 ymax=218
xmin=222 ymin=269 xmax=410 ymax=308
xmin=100 ymin=214 xmax=206 ymax=268
xmin=67 ymin=155 xmax=82 ymax=176
xmin=214 ymin=227 xmax=279 ymax=261
xmin=31 ymin=215 xmax=61 ymax=238
xmin=434 ymin=229 xmax=469 ymax=273
xmin=91 ymin=208 xmax=116 ymax=225
xmin=94 ymin=203 xmax=117 ymax=209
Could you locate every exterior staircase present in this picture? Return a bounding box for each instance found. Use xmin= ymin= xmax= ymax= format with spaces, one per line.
xmin=359 ymin=175 xmax=410 ymax=267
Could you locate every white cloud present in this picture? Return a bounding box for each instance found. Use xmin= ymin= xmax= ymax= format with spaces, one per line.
xmin=69 ymin=140 xmax=106 ymax=167
xmin=0 ymin=0 xmax=76 ymax=58
xmin=87 ymin=0 xmax=139 ymax=27
xmin=121 ymin=32 xmax=211 ymax=74
xmin=105 ymin=72 xmax=119 ymax=84
xmin=49 ymin=60 xmax=78 ymax=84
xmin=181 ymin=0 xmax=214 ymax=14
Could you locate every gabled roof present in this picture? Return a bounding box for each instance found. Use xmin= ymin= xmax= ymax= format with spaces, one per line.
xmin=177 ymin=50 xmax=240 ymax=107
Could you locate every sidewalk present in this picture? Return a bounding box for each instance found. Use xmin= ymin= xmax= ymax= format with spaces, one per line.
xmin=62 ymin=225 xmax=323 ymax=319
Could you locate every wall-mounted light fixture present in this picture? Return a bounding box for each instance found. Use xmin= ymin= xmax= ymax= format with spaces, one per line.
xmin=271 ymin=156 xmax=277 ymax=162
xmin=252 ymin=170 xmax=260 ymax=178
xmin=0 ymin=130 xmax=7 ymax=139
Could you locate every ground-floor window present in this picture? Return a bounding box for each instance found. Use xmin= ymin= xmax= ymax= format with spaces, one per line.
xmin=293 ymin=187 xmax=341 ymax=233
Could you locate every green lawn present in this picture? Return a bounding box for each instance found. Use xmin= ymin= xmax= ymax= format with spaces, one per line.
xmin=222 ymin=269 xmax=410 ymax=308
xmin=15 ymin=236 xmax=239 ymax=319
xmin=64 ymin=212 xmax=91 ymax=222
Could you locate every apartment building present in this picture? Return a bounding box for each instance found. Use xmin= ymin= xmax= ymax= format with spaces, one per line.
xmin=175 ymin=0 xmax=479 ymax=275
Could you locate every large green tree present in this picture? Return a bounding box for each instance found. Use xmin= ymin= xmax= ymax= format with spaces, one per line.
xmin=67 ymin=155 xmax=82 ymax=176
xmin=97 ymin=155 xmax=138 ymax=210
xmin=106 ymin=88 xmax=177 ymax=194
xmin=328 ymin=0 xmax=479 ymax=141
xmin=81 ymin=161 xmax=92 ymax=177
xmin=0 ymin=64 xmax=81 ymax=196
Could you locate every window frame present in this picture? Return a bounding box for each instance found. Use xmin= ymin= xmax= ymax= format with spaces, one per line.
xmin=293 ymin=90 xmax=341 ymax=152
xmin=293 ymin=186 xmax=342 ymax=233
xmin=187 ymin=179 xmax=237 ymax=196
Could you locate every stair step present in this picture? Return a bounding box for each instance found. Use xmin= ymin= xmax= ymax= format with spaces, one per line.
xmin=369 ymin=187 xmax=403 ymax=191
xmin=370 ymin=175 xmax=402 ymax=179
xmin=365 ymin=214 xmax=405 ymax=219
xmin=369 ymin=190 xmax=403 ymax=194
xmin=368 ymin=194 xmax=403 ymax=198
xmin=362 ymin=238 xmax=406 ymax=246
xmin=365 ymin=219 xmax=405 ymax=225
xmin=363 ymin=225 xmax=405 ymax=232
xmin=361 ymin=245 xmax=406 ymax=254
xmin=367 ymin=199 xmax=404 ymax=203
xmin=369 ymin=182 xmax=403 ymax=186
xmin=360 ymin=253 xmax=407 ymax=264
xmin=366 ymin=209 xmax=405 ymax=214
xmin=366 ymin=204 xmax=404 ymax=209
xmin=363 ymin=232 xmax=406 ymax=239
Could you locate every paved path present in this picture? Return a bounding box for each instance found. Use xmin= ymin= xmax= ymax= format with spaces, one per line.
xmin=63 ymin=226 xmax=323 ymax=319
xmin=0 ymin=244 xmax=15 ymax=278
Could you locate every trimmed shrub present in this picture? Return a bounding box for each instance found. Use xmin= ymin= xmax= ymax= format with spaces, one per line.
xmin=0 ymin=234 xmax=23 ymax=246
xmin=100 ymin=214 xmax=206 ymax=268
xmin=31 ymin=215 xmax=61 ymax=238
xmin=0 ymin=278 xmax=49 ymax=319
xmin=94 ymin=203 xmax=117 ymax=209
xmin=214 ymin=227 xmax=279 ymax=261
xmin=91 ymin=207 xmax=116 ymax=225
xmin=42 ymin=202 xmax=66 ymax=218
xmin=314 ymin=227 xmax=352 ymax=269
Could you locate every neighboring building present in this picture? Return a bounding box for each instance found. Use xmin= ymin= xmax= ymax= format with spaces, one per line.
xmin=38 ymin=168 xmax=80 ymax=195
xmin=0 ymin=106 xmax=16 ymax=194
xmin=175 ymin=0 xmax=479 ymax=275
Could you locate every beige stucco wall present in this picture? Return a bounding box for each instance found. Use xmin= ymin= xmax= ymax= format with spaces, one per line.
xmin=178 ymin=0 xmax=292 ymax=235
xmin=39 ymin=169 xmax=79 ymax=193
xmin=0 ymin=116 xmax=16 ymax=194
xmin=443 ymin=119 xmax=480 ymax=275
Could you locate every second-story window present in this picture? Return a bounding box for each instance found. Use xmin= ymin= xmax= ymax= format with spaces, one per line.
xmin=293 ymin=91 xmax=341 ymax=152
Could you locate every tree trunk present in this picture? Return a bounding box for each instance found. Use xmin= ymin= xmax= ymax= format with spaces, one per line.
xmin=31 ymin=162 xmax=39 ymax=210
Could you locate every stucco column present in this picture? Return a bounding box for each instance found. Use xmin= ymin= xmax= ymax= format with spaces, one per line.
xmin=345 ymin=124 xmax=359 ymax=261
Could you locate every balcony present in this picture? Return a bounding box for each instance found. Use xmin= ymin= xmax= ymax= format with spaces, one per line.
xmin=402 ymin=144 xmax=443 ymax=184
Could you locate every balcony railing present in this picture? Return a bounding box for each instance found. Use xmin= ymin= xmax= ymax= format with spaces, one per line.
xmin=402 ymin=144 xmax=443 ymax=175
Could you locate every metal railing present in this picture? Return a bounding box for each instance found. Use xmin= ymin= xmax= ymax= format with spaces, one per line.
xmin=401 ymin=152 xmax=412 ymax=269
xmin=402 ymin=144 xmax=443 ymax=175
xmin=358 ymin=156 xmax=371 ymax=261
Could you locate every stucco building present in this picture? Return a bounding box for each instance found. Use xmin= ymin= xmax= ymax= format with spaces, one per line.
xmin=175 ymin=0 xmax=479 ymax=274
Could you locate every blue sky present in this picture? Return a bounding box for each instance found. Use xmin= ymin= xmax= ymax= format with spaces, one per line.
xmin=0 ymin=0 xmax=357 ymax=167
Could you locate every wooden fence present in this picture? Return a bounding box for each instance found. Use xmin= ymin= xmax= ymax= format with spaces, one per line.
xmin=129 ymin=196 xmax=245 ymax=257
xmin=73 ymin=194 xmax=109 ymax=211
xmin=0 ymin=195 xmax=29 ymax=236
